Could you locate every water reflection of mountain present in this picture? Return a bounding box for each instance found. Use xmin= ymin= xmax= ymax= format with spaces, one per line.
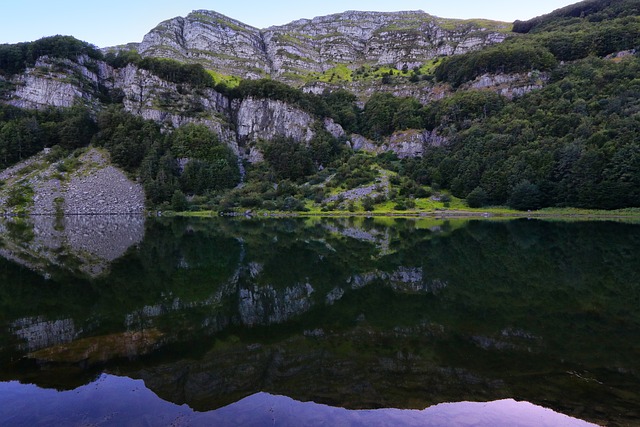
xmin=0 ymin=217 xmax=639 ymax=426
xmin=0 ymin=374 xmax=597 ymax=427
xmin=0 ymin=215 xmax=144 ymax=277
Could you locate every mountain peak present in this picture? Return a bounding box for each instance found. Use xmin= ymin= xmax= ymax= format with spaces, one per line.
xmin=187 ymin=9 xmax=261 ymax=31
xmin=137 ymin=9 xmax=508 ymax=82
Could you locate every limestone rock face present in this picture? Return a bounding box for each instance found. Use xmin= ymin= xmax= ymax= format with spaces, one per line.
xmin=347 ymin=129 xmax=447 ymax=158
xmin=323 ymin=118 xmax=346 ymax=139
xmin=139 ymin=11 xmax=270 ymax=79
xmin=348 ymin=134 xmax=379 ymax=153
xmin=468 ymin=72 xmax=549 ymax=99
xmin=3 ymin=57 xmax=242 ymax=154
xmin=112 ymin=64 xmax=239 ymax=154
xmin=236 ymin=97 xmax=315 ymax=143
xmin=7 ymin=56 xmax=102 ymax=110
xmin=136 ymin=10 xmax=509 ymax=80
xmin=11 ymin=74 xmax=84 ymax=109
xmin=387 ymin=130 xmax=427 ymax=158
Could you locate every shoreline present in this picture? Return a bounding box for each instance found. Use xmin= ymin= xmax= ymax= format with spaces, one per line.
xmin=1 ymin=209 xmax=639 ymax=221
xmin=176 ymin=208 xmax=640 ymax=221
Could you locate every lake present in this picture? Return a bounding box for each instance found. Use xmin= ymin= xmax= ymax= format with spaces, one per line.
xmin=0 ymin=215 xmax=638 ymax=426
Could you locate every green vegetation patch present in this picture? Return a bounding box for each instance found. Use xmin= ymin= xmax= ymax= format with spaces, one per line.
xmin=0 ymin=79 xmax=15 ymax=98
xmin=315 ymin=64 xmax=353 ymax=83
xmin=421 ymin=55 xmax=640 ymax=211
xmin=437 ymin=18 xmax=511 ymax=32
xmin=351 ymin=64 xmax=402 ymax=81
xmin=6 ymin=182 xmax=34 ymax=211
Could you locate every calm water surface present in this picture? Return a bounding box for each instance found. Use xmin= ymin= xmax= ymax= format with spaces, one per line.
xmin=0 ymin=216 xmax=638 ymax=426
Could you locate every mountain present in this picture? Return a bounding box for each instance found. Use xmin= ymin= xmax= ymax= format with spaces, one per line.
xmin=134 ymin=10 xmax=509 ymax=82
xmin=0 ymin=0 xmax=639 ymax=213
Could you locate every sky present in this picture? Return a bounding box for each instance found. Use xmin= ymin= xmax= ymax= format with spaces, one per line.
xmin=1 ymin=1 xmax=579 ymax=48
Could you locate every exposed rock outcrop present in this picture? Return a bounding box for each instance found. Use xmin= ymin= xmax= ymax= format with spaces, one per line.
xmin=4 ymin=57 xmax=241 ymax=154
xmin=467 ymin=71 xmax=549 ymax=99
xmin=347 ymin=129 xmax=447 ymax=158
xmin=0 ymin=9 xmax=543 ymax=166
xmin=7 ymin=56 xmax=103 ymax=110
xmin=112 ymin=64 xmax=239 ymax=153
xmin=138 ymin=11 xmax=270 ymax=79
xmin=235 ymin=97 xmax=315 ymax=144
xmin=387 ymin=130 xmax=428 ymax=158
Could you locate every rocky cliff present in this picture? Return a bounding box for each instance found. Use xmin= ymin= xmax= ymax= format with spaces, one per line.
xmin=7 ymin=55 xmax=107 ymax=111
xmin=3 ymin=52 xmax=449 ymax=161
xmin=0 ymin=9 xmax=548 ymax=171
xmin=137 ymin=10 xmax=510 ymax=81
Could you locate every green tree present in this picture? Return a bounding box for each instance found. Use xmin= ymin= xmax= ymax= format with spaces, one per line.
xmin=467 ymin=186 xmax=489 ymax=208
xmin=360 ymin=93 xmax=424 ymax=140
xmin=262 ymin=137 xmax=314 ymax=182
xmin=171 ymin=189 xmax=188 ymax=211
xmin=167 ymin=124 xmax=240 ymax=193
xmin=509 ymin=180 xmax=542 ymax=211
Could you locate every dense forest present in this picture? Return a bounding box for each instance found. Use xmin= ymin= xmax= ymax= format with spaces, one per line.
xmin=0 ymin=0 xmax=639 ymax=212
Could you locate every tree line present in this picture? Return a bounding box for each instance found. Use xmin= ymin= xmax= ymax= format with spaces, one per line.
xmin=436 ymin=0 xmax=640 ymax=87
xmin=0 ymin=36 xmax=102 ymax=76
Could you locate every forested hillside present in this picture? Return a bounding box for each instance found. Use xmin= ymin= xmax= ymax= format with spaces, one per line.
xmin=0 ymin=0 xmax=638 ymax=213
xmin=423 ymin=0 xmax=640 ymax=209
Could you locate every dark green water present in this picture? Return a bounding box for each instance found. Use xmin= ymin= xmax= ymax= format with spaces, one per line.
xmin=0 ymin=216 xmax=639 ymax=426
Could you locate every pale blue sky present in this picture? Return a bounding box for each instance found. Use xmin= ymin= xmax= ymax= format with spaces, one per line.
xmin=1 ymin=1 xmax=578 ymax=48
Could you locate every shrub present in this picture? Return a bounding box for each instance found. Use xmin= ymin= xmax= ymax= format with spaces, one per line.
xmin=362 ymin=196 xmax=375 ymax=211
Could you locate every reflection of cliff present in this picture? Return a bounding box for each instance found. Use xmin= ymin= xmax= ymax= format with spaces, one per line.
xmin=348 ymin=268 xmax=448 ymax=295
xmin=121 ymin=264 xmax=446 ymax=334
xmin=126 ymin=324 xmax=500 ymax=412
xmin=114 ymin=217 xmax=449 ymax=333
xmin=324 ymin=221 xmax=392 ymax=255
xmin=0 ymin=214 xmax=144 ymax=277
xmin=10 ymin=316 xmax=77 ymax=353
xmin=238 ymin=282 xmax=315 ymax=326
